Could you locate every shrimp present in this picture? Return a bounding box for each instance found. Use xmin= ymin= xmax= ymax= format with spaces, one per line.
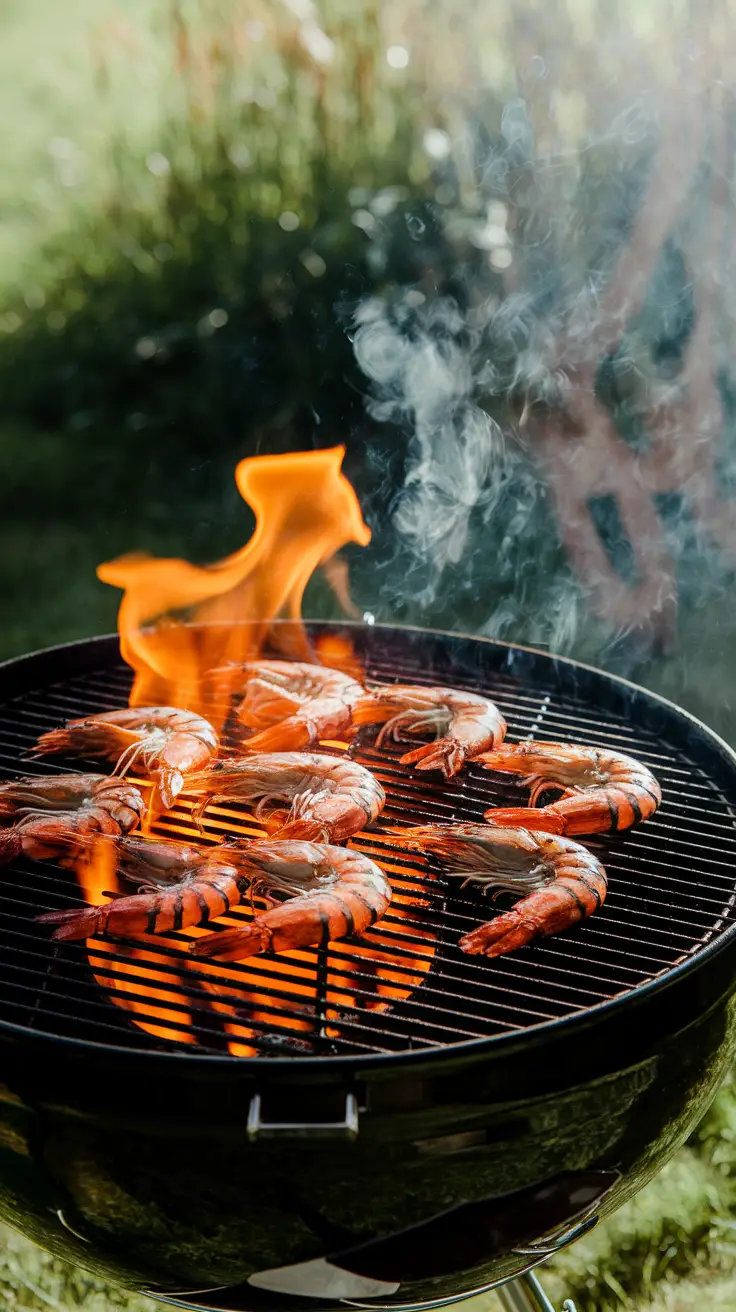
xmin=32 ymin=707 xmax=219 ymax=811
xmin=352 ymin=684 xmax=506 ymax=777
xmin=394 ymin=822 xmax=607 ymax=957
xmin=0 ymin=774 xmax=146 ymax=865
xmin=229 ymin=661 xmax=366 ymax=752
xmin=37 ymin=835 xmax=255 ymax=940
xmin=190 ymin=841 xmax=392 ymax=960
xmin=186 ymin=751 xmax=385 ymax=843
xmin=477 ymin=742 xmax=662 ymax=836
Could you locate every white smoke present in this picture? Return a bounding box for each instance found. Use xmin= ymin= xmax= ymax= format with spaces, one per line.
xmin=348 ymin=6 xmax=736 ymax=697
xmin=353 ymin=295 xmax=508 ymax=602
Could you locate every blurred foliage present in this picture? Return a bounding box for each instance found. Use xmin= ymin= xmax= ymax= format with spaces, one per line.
xmin=0 ymin=1221 xmax=155 ymax=1312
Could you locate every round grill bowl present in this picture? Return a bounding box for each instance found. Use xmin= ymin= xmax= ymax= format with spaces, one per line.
xmin=1 ymin=622 xmax=736 ymax=1311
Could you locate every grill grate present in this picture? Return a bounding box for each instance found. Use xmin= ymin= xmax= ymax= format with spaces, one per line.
xmin=1 ymin=628 xmax=736 ymax=1059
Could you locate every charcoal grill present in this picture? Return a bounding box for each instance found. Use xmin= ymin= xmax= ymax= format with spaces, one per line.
xmin=1 ymin=622 xmax=736 ymax=1312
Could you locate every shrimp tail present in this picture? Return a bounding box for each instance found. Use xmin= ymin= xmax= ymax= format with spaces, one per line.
xmin=460 ymin=912 xmax=540 ymax=957
xmin=484 ymin=805 xmax=566 ymax=834
xmin=38 ymin=892 xmax=169 ymax=941
xmin=400 ymin=740 xmax=466 ymax=778
xmin=460 ymin=874 xmax=605 ymax=958
xmin=29 ymin=728 xmax=75 ymax=758
xmin=36 ymin=906 xmax=100 ymax=941
xmin=191 ymin=923 xmax=272 ymax=960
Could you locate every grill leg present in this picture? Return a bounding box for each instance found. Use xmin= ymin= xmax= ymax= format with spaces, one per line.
xmin=496 ymin=1270 xmax=578 ymax=1312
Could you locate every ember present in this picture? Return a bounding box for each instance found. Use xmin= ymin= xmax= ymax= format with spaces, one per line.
xmin=75 ymin=822 xmax=437 ymax=1056
xmin=76 ymin=834 xmax=196 ymax=1045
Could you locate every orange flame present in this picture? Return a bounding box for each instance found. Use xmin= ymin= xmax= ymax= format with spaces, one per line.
xmin=77 ymin=826 xmax=436 ymax=1054
xmin=187 ymin=936 xmax=335 ymax=1058
xmin=76 ymin=833 xmax=322 ymax=1054
xmin=97 ymin=446 xmax=371 ymax=723
xmin=76 ymin=836 xmax=196 ymax=1045
xmin=76 ymin=448 xmax=437 ymax=1053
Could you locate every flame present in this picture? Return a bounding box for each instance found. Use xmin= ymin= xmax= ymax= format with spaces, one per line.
xmin=75 ymin=448 xmax=436 ymax=1053
xmin=97 ymin=446 xmax=371 ymax=723
xmin=187 ymin=936 xmax=335 ymax=1058
xmin=76 ymin=835 xmax=196 ymax=1045
xmin=326 ymin=850 xmax=437 ymax=1025
xmin=311 ymin=631 xmax=367 ymax=685
xmin=76 ymin=822 xmax=437 ymax=1054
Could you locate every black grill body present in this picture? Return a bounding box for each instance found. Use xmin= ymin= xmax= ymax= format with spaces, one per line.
xmin=1 ymin=624 xmax=736 ymax=1310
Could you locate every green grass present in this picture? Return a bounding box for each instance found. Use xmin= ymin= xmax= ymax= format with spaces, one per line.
xmin=0 ymin=1223 xmax=155 ymax=1312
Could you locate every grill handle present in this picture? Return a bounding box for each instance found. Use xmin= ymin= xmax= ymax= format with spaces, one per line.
xmin=246 ymin=1092 xmax=359 ymax=1141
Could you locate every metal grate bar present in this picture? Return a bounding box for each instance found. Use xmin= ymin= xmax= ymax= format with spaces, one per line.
xmin=1 ymin=630 xmax=736 ymax=1058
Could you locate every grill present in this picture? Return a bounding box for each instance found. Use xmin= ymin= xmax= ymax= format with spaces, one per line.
xmin=3 ymin=624 xmax=736 ymax=1311
xmin=2 ymin=622 xmax=736 ymax=1060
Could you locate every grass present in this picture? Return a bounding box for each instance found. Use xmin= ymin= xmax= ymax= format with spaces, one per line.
xmin=0 ymin=1223 xmax=155 ymax=1312
xmin=2 ymin=1 xmax=736 ymax=1309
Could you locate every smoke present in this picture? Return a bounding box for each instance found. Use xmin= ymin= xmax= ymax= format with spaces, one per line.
xmin=353 ymin=295 xmax=509 ymax=601
xmin=351 ymin=286 xmax=587 ymax=656
xmin=349 ymin=35 xmax=736 ymax=691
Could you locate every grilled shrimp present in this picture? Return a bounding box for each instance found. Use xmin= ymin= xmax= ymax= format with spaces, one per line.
xmin=33 ymin=707 xmax=219 ymax=811
xmin=230 ymin=661 xmax=366 ymax=751
xmin=0 ymin=775 xmax=146 ymax=865
xmin=38 ymin=835 xmax=255 ymax=940
xmin=477 ymin=742 xmax=661 ymax=835
xmin=352 ymin=684 xmax=506 ymax=777
xmin=191 ymin=841 xmax=392 ymax=960
xmin=395 ymin=822 xmax=607 ymax=957
xmin=186 ymin=751 xmax=385 ymax=842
